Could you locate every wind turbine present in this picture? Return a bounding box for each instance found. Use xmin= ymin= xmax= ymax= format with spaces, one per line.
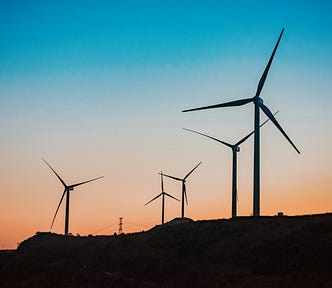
xmin=42 ymin=158 xmax=104 ymax=235
xmin=144 ymin=172 xmax=180 ymax=224
xmin=161 ymin=162 xmax=202 ymax=218
xmin=182 ymin=29 xmax=300 ymax=216
xmin=183 ymin=111 xmax=278 ymax=218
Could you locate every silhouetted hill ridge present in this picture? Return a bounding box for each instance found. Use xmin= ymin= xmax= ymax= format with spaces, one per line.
xmin=1 ymin=213 xmax=331 ymax=287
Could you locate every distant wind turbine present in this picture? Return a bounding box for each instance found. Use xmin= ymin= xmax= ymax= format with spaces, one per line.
xmin=42 ymin=158 xmax=104 ymax=235
xmin=144 ymin=172 xmax=180 ymax=224
xmin=183 ymin=111 xmax=278 ymax=218
xmin=182 ymin=29 xmax=300 ymax=216
xmin=161 ymin=162 xmax=202 ymax=218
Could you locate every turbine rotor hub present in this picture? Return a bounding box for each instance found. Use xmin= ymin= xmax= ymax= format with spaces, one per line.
xmin=254 ymin=96 xmax=263 ymax=105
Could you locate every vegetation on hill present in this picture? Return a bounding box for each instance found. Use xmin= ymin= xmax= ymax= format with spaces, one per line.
xmin=0 ymin=214 xmax=331 ymax=287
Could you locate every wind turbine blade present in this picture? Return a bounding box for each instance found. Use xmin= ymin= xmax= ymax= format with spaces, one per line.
xmin=260 ymin=104 xmax=300 ymax=154
xmin=184 ymin=162 xmax=202 ymax=180
xmin=184 ymin=185 xmax=188 ymax=205
xmin=183 ymin=128 xmax=233 ymax=148
xmin=159 ymin=173 xmax=183 ymax=182
xmin=164 ymin=192 xmax=180 ymax=202
xmin=42 ymin=158 xmax=67 ymax=187
xmin=144 ymin=193 xmax=162 ymax=206
xmin=50 ymin=188 xmax=66 ymax=229
xmin=182 ymin=98 xmax=253 ymax=112
xmin=235 ymin=131 xmax=254 ymax=147
xmin=255 ymin=29 xmax=284 ymax=97
xmin=161 ymin=172 xmax=164 ymax=192
xmin=235 ymin=110 xmax=279 ymax=146
xmin=71 ymin=176 xmax=104 ymax=188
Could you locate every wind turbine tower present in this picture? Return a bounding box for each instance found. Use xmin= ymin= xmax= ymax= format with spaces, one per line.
xmin=184 ymin=112 xmax=277 ymax=218
xmin=183 ymin=29 xmax=300 ymax=216
xmin=42 ymin=158 xmax=104 ymax=235
xmin=161 ymin=162 xmax=202 ymax=218
xmin=145 ymin=172 xmax=179 ymax=224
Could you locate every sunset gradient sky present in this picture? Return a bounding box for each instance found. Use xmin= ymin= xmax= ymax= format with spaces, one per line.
xmin=1 ymin=1 xmax=331 ymax=248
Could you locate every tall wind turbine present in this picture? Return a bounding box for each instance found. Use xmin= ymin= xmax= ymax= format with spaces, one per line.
xmin=42 ymin=158 xmax=104 ymax=235
xmin=144 ymin=172 xmax=180 ymax=224
xmin=161 ymin=162 xmax=202 ymax=218
xmin=183 ymin=29 xmax=300 ymax=216
xmin=183 ymin=111 xmax=278 ymax=218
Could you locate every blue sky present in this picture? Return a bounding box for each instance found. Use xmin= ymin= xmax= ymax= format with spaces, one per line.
xmin=0 ymin=1 xmax=332 ymax=247
xmin=1 ymin=1 xmax=331 ymax=73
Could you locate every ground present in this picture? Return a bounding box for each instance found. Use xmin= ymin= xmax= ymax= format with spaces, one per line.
xmin=1 ymin=214 xmax=331 ymax=287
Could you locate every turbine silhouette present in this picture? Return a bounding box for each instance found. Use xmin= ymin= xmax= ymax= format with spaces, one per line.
xmin=183 ymin=29 xmax=300 ymax=216
xmin=183 ymin=111 xmax=278 ymax=218
xmin=42 ymin=158 xmax=104 ymax=235
xmin=161 ymin=162 xmax=202 ymax=218
xmin=144 ymin=172 xmax=180 ymax=224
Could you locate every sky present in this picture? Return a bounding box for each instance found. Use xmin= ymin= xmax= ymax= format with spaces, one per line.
xmin=0 ymin=0 xmax=331 ymax=248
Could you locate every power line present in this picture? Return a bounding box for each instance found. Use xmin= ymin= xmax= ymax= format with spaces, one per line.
xmin=93 ymin=222 xmax=118 ymax=234
xmin=125 ymin=221 xmax=150 ymax=230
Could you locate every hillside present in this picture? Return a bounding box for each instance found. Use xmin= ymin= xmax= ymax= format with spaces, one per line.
xmin=1 ymin=214 xmax=331 ymax=287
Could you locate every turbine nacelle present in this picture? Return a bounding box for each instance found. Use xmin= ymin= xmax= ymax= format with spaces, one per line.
xmin=254 ymin=97 xmax=263 ymax=106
